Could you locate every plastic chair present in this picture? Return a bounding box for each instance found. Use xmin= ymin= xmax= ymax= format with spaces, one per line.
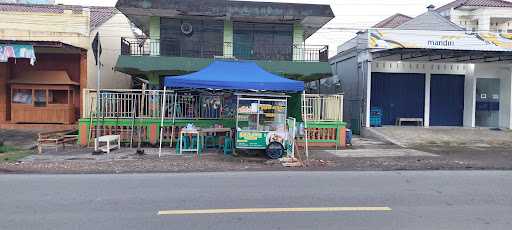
xmin=191 ymin=136 xmax=203 ymax=153
xmin=223 ymin=136 xmax=233 ymax=155
xmin=204 ymin=135 xmax=219 ymax=151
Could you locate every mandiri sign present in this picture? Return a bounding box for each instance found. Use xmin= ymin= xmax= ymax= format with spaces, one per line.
xmin=368 ymin=29 xmax=512 ymax=52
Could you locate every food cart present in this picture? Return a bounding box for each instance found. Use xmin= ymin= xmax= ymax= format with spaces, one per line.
xmin=160 ymin=60 xmax=304 ymax=159
xmin=235 ymin=93 xmax=289 ymax=159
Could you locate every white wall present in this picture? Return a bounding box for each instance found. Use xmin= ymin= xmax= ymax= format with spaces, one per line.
xmin=87 ymin=13 xmax=133 ymax=89
xmin=370 ymin=61 xmax=512 ymax=129
xmin=449 ymin=7 xmax=512 ymax=32
xmin=472 ymin=63 xmax=512 ymax=129
xmin=463 ymin=65 xmax=476 ymax=127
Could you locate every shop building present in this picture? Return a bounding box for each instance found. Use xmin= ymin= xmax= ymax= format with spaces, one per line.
xmin=76 ymin=0 xmax=346 ymax=149
xmin=114 ymin=0 xmax=334 ymax=87
xmin=330 ymin=6 xmax=512 ymax=134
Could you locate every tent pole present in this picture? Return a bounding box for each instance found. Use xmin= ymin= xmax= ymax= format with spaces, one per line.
xmin=158 ymin=87 xmax=167 ymax=158
xmin=170 ymin=92 xmax=178 ymax=148
xmin=302 ymin=91 xmax=309 ymax=165
xmin=93 ymin=46 xmax=101 ymax=154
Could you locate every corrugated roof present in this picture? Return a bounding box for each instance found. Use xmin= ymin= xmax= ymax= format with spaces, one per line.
xmin=436 ymin=0 xmax=512 ymax=12
xmin=373 ymin=13 xmax=413 ymax=28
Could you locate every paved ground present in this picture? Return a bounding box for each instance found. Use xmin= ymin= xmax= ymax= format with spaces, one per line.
xmin=322 ymin=149 xmax=439 ymax=158
xmin=0 ymin=171 xmax=511 ymax=230
xmin=366 ymin=126 xmax=512 ymax=148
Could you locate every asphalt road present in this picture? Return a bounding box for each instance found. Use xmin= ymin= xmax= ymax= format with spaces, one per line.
xmin=1 ymin=171 xmax=511 ymax=230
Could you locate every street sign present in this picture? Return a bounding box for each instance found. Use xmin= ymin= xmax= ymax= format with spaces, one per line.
xmin=92 ymin=32 xmax=102 ymax=66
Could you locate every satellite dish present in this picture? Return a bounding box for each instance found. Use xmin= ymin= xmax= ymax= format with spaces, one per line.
xmin=181 ymin=22 xmax=193 ymax=36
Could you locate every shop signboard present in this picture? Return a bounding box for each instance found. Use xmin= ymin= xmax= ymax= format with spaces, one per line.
xmin=368 ymin=29 xmax=512 ymax=52
xmin=236 ymin=131 xmax=268 ymax=148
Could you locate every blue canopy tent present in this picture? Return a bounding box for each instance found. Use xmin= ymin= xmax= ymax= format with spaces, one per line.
xmin=163 ymin=60 xmax=304 ymax=92
xmin=158 ymin=60 xmax=305 ymax=157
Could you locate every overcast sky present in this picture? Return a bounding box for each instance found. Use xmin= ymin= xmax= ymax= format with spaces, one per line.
xmin=58 ymin=0 xmax=456 ymax=54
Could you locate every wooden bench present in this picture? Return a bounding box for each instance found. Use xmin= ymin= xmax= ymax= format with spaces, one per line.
xmin=37 ymin=130 xmax=78 ymax=154
xmin=95 ymin=135 xmax=121 ymax=153
xmin=396 ymin=118 xmax=424 ymax=126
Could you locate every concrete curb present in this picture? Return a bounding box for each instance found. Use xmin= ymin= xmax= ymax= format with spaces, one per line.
xmin=360 ymin=127 xmax=407 ymax=148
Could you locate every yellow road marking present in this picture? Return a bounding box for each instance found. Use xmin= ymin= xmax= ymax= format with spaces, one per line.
xmin=158 ymin=207 xmax=392 ymax=215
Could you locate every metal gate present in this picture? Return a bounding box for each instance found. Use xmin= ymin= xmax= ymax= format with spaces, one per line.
xmin=371 ymin=73 xmax=425 ymax=125
xmin=430 ymin=74 xmax=465 ymax=126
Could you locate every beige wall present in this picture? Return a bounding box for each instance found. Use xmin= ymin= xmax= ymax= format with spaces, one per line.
xmin=0 ymin=9 xmax=134 ymax=90
xmin=87 ymin=13 xmax=133 ymax=89
xmin=0 ymin=9 xmax=90 ymax=49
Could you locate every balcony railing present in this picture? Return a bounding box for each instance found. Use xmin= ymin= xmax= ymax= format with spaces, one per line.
xmin=302 ymin=94 xmax=344 ymax=121
xmin=83 ymin=89 xmax=233 ymax=120
xmin=121 ymin=37 xmax=328 ymax=62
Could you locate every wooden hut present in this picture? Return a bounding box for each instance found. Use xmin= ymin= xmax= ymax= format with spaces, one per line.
xmin=9 ymin=71 xmax=78 ymax=124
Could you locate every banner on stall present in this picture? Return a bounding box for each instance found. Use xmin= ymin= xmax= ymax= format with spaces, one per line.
xmin=0 ymin=45 xmax=37 ymax=65
xmin=368 ymin=29 xmax=512 ymax=52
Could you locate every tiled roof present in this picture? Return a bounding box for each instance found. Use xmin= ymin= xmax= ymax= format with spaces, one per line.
xmin=0 ymin=3 xmax=118 ymax=30
xmin=89 ymin=6 xmax=117 ymax=31
xmin=373 ymin=13 xmax=413 ymax=28
xmin=396 ymin=9 xmax=464 ymax=31
xmin=436 ymin=0 xmax=512 ymax=12
xmin=0 ymin=2 xmax=83 ymax=14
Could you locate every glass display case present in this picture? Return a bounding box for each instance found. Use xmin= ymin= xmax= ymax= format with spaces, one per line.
xmin=235 ymin=94 xmax=288 ymax=153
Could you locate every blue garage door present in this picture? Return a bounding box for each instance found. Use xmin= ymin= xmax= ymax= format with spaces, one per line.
xmin=371 ymin=73 xmax=425 ymax=125
xmin=430 ymin=74 xmax=465 ymax=126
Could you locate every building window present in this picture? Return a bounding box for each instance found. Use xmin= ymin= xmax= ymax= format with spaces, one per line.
xmin=12 ymin=89 xmax=32 ymax=104
xmin=160 ymin=18 xmax=224 ymax=58
xmin=34 ymin=89 xmax=47 ymax=107
xmin=48 ymin=90 xmax=69 ymax=104
xmin=233 ymin=22 xmax=293 ymax=61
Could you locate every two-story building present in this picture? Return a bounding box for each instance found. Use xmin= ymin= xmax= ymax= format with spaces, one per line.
xmin=436 ymin=0 xmax=512 ymax=32
xmin=0 ymin=2 xmax=134 ymax=128
xmin=114 ymin=0 xmax=334 ymax=88
xmin=373 ymin=0 xmax=512 ymax=33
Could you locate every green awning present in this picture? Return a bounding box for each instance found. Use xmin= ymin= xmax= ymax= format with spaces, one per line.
xmin=115 ymin=55 xmax=332 ymax=81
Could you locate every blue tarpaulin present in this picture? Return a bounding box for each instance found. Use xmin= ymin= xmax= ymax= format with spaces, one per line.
xmin=164 ymin=60 xmax=304 ymax=92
